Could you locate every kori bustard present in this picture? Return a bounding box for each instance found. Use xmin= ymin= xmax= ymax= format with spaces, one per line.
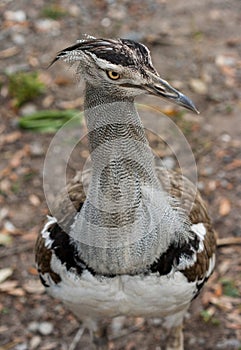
xmin=35 ymin=37 xmax=216 ymax=350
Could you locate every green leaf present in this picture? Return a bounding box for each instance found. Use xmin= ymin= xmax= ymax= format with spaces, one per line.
xmin=19 ymin=109 xmax=83 ymax=133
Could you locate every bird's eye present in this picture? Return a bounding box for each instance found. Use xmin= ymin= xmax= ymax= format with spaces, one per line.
xmin=106 ymin=71 xmax=121 ymax=80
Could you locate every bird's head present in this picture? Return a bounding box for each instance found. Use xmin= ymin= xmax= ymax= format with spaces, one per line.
xmin=51 ymin=36 xmax=198 ymax=113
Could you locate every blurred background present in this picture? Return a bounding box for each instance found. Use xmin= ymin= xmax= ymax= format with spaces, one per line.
xmin=0 ymin=1 xmax=241 ymax=349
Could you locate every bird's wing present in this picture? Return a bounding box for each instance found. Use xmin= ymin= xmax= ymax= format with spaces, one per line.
xmin=36 ymin=167 xmax=216 ymax=288
xmin=155 ymin=167 xmax=216 ymax=286
xmin=35 ymin=171 xmax=89 ymax=284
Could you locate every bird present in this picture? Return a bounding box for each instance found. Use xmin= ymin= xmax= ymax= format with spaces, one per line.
xmin=35 ymin=36 xmax=216 ymax=350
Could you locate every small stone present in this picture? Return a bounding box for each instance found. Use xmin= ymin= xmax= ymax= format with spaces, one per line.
xmin=28 ymin=321 xmax=39 ymax=333
xmin=219 ymin=197 xmax=231 ymax=216
xmin=12 ymin=33 xmax=26 ymax=45
xmin=188 ymin=337 xmax=197 ymax=345
xmin=68 ymin=5 xmax=81 ymax=17
xmin=30 ymin=142 xmax=44 ymax=156
xmin=4 ymin=220 xmax=16 ymax=233
xmin=197 ymin=337 xmax=206 ymax=345
xmin=197 ymin=181 xmax=205 ymax=191
xmin=220 ymin=179 xmax=230 ymax=188
xmin=15 ymin=343 xmax=28 ymax=350
xmin=5 ymin=63 xmax=29 ymax=75
xmin=204 ymin=167 xmax=214 ymax=176
xmin=215 ymin=54 xmax=236 ymax=67
xmin=5 ymin=10 xmax=26 ymax=22
xmin=38 ymin=321 xmax=54 ymax=335
xmin=20 ymin=103 xmax=37 ymax=116
xmin=35 ymin=19 xmax=60 ymax=35
xmin=217 ymin=339 xmax=241 ymax=349
xmin=33 ymin=305 xmax=46 ymax=318
xmin=108 ymin=4 xmax=126 ymax=20
xmin=101 ymin=17 xmax=111 ymax=27
xmin=220 ymin=133 xmax=231 ymax=142
xmin=189 ymin=78 xmax=208 ymax=95
xmin=208 ymin=180 xmax=217 ymax=191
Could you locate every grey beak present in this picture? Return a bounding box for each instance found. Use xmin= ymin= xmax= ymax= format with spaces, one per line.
xmin=146 ymin=76 xmax=199 ymax=114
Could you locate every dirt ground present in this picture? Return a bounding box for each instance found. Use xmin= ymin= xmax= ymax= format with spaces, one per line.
xmin=1 ymin=1 xmax=241 ymax=349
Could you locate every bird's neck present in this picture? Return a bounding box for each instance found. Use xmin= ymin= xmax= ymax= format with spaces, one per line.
xmin=84 ymin=84 xmax=155 ymax=176
xmin=70 ymin=84 xmax=187 ymax=275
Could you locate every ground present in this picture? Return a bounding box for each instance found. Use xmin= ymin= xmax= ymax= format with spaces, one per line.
xmin=0 ymin=1 xmax=241 ymax=349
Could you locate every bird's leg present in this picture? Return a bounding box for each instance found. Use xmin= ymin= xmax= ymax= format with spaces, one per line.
xmin=92 ymin=321 xmax=109 ymax=350
xmin=68 ymin=327 xmax=85 ymax=350
xmin=162 ymin=310 xmax=187 ymax=350
xmin=165 ymin=323 xmax=184 ymax=350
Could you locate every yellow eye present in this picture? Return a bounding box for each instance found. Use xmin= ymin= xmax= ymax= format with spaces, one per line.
xmin=106 ymin=71 xmax=121 ymax=80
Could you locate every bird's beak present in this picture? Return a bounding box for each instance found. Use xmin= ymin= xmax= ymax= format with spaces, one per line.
xmin=145 ymin=75 xmax=199 ymax=114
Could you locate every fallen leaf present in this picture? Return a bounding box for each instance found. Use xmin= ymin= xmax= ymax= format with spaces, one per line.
xmin=225 ymin=322 xmax=241 ymax=330
xmin=23 ymin=279 xmax=45 ymax=294
xmin=28 ymin=55 xmax=39 ymax=67
xmin=0 ymin=280 xmax=18 ymax=292
xmin=225 ymin=158 xmax=241 ymax=171
xmin=8 ymin=288 xmax=25 ymax=296
xmin=126 ymin=341 xmax=137 ymax=350
xmin=0 ymin=325 xmax=8 ymax=333
xmin=22 ymin=231 xmax=37 ymax=241
xmin=202 ymin=291 xmax=215 ymax=306
xmin=28 ymin=267 xmax=38 ymax=276
xmin=3 ymin=220 xmax=17 ymax=233
xmin=214 ymin=283 xmax=223 ymax=297
xmin=58 ymin=97 xmax=83 ymax=109
xmin=218 ymin=259 xmax=232 ymax=275
xmin=29 ymin=194 xmax=41 ymax=206
xmin=0 ymin=268 xmax=13 ymax=283
xmin=219 ymin=198 xmax=231 ymax=216
xmin=0 ymin=232 xmax=13 ymax=246
xmin=215 ymin=54 xmax=236 ymax=68
xmin=9 ymin=145 xmax=30 ymax=168
xmin=0 ymin=131 xmax=21 ymax=145
xmin=226 ymin=311 xmax=241 ymax=324
xmin=42 ymin=95 xmax=54 ymax=108
xmin=0 ymin=46 xmax=20 ymax=58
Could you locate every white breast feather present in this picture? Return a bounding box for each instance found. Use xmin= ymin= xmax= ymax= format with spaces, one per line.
xmin=191 ymin=223 xmax=206 ymax=252
xmin=47 ymin=253 xmax=197 ymax=323
xmin=41 ymin=215 xmax=57 ymax=248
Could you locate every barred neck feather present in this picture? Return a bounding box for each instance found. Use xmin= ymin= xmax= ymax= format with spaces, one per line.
xmin=70 ymin=84 xmax=191 ymax=275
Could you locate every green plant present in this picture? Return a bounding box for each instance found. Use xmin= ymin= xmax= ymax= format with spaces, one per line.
xmin=42 ymin=5 xmax=67 ymax=20
xmin=220 ymin=278 xmax=240 ymax=298
xmin=200 ymin=310 xmax=220 ymax=325
xmin=8 ymin=72 xmax=45 ymax=107
xmin=19 ymin=109 xmax=82 ymax=133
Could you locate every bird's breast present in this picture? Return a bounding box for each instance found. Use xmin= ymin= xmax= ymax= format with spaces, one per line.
xmin=46 ymin=259 xmax=197 ymax=320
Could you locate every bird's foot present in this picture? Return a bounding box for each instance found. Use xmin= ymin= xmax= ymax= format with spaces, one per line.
xmin=93 ymin=323 xmax=109 ymax=350
xmin=68 ymin=327 xmax=84 ymax=350
xmin=164 ymin=324 xmax=184 ymax=350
